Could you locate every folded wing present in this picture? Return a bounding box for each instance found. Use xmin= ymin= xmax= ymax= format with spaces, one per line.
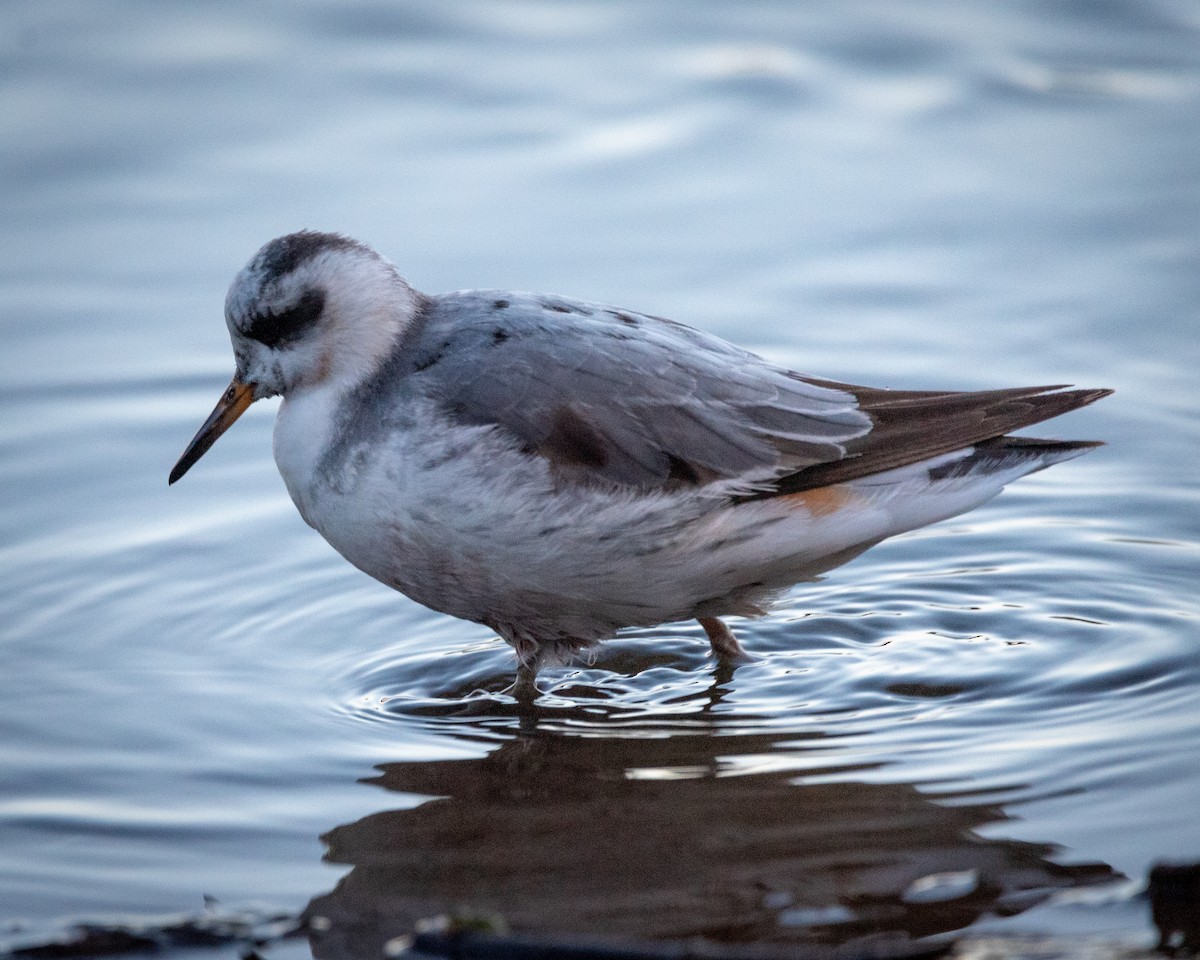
xmin=409 ymin=292 xmax=1109 ymax=495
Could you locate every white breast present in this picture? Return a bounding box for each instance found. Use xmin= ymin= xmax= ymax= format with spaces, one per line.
xmin=271 ymin=384 xmax=346 ymax=528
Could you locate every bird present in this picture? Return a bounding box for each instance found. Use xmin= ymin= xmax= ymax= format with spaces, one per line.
xmin=170 ymin=231 xmax=1110 ymax=685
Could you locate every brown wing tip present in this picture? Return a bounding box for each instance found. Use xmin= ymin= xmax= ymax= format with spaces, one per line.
xmin=746 ymin=382 xmax=1113 ymax=498
xmin=1032 ymin=385 xmax=1114 ymax=421
xmin=1053 ymin=386 xmax=1114 ymax=407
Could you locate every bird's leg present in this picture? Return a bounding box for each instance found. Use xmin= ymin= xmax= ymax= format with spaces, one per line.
xmin=515 ymin=660 xmax=539 ymax=691
xmin=498 ymin=661 xmax=539 ymax=705
xmin=498 ymin=660 xmax=540 ymax=701
xmin=698 ymin=616 xmax=750 ymax=662
xmin=496 ymin=630 xmax=544 ymax=701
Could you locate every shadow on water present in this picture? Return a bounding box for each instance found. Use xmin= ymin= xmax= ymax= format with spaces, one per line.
xmin=302 ymin=673 xmax=1119 ymax=959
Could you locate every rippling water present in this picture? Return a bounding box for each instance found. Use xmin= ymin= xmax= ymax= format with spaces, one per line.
xmin=2 ymin=1 xmax=1199 ymax=955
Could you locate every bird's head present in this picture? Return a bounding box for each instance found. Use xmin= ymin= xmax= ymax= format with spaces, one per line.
xmin=170 ymin=231 xmax=421 ymax=484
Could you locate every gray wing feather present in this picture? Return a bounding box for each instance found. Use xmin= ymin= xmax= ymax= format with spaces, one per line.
xmin=408 ymin=291 xmax=870 ymax=489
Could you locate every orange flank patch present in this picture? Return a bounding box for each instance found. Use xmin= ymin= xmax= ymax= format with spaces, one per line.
xmin=780 ymin=483 xmax=858 ymax=517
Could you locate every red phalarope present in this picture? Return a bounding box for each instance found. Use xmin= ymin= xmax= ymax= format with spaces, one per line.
xmin=171 ymin=232 xmax=1110 ymax=681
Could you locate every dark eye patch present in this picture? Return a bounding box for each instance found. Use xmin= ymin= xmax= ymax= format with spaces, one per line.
xmin=243 ymin=289 xmax=326 ymax=348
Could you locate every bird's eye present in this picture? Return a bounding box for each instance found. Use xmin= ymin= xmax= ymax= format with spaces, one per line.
xmin=244 ymin=289 xmax=326 ymax=348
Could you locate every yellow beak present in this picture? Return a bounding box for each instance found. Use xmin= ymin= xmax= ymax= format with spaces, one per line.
xmin=169 ymin=377 xmax=256 ymax=484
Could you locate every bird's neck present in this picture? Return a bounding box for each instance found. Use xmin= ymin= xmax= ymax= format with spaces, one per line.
xmin=304 ymin=282 xmax=428 ymax=396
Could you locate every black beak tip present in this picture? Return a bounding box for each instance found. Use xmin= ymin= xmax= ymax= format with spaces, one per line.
xmin=169 ymin=452 xmax=197 ymax=486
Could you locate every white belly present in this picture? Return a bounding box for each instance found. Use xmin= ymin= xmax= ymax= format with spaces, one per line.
xmin=273 ymin=391 xmax=1013 ymax=644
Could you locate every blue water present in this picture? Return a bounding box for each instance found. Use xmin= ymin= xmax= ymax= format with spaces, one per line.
xmin=2 ymin=1 xmax=1199 ymax=954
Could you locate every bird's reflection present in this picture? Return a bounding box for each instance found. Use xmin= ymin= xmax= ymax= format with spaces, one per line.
xmin=303 ymin=683 xmax=1118 ymax=959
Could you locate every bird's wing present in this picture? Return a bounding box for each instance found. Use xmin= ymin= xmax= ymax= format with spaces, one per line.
xmin=407 ymin=291 xmax=1110 ymax=494
xmin=408 ymin=291 xmax=869 ymax=490
xmin=761 ymin=378 xmax=1112 ymax=496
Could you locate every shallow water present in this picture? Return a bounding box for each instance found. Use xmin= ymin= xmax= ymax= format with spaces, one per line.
xmin=2 ymin=1 xmax=1199 ymax=955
